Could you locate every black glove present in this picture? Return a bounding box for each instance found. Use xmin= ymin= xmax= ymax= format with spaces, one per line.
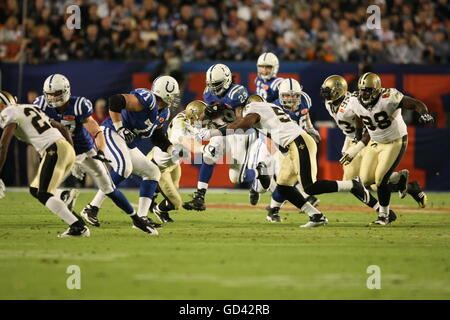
xmin=91 ymin=150 xmax=111 ymax=163
xmin=418 ymin=112 xmax=434 ymax=124
xmin=204 ymin=103 xmax=226 ymax=119
xmin=117 ymin=127 xmax=136 ymax=144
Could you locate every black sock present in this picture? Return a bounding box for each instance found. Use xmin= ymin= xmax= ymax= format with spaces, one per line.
xmin=276 ymin=185 xmax=307 ymax=210
xmin=158 ymin=199 xmax=175 ymax=212
xmin=304 ymin=180 xmax=338 ymax=195
xmin=377 ymin=183 xmax=392 ymax=207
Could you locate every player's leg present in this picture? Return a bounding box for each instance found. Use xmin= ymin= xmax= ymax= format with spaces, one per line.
xmin=373 ymin=136 xmax=408 ymax=225
xmin=183 ymin=135 xmax=225 ymax=211
xmin=153 ymin=164 xmax=182 ymax=223
xmin=30 ymin=139 xmax=89 ymax=237
xmin=79 ymin=149 xmax=136 ymax=227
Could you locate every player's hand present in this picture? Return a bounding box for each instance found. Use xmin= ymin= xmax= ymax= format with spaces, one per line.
xmin=306 ymin=127 xmax=321 ymax=144
xmin=71 ymin=163 xmax=86 ymax=180
xmin=204 ymin=103 xmax=226 ymax=119
xmin=91 ymin=150 xmax=111 ymax=163
xmin=0 ymin=179 xmax=6 ymax=199
xmin=339 ymin=141 xmax=365 ymax=166
xmin=419 ymin=113 xmax=434 ymax=124
xmin=194 ymin=128 xmax=212 ymax=141
xmin=117 ymin=127 xmax=136 ymax=144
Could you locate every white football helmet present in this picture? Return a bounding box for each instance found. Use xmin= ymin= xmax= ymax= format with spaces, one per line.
xmin=279 ymin=78 xmax=302 ymax=111
xmin=152 ymin=75 xmax=180 ymax=108
xmin=43 ymin=74 xmax=71 ymax=108
xmin=206 ymin=64 xmax=232 ymax=97
xmin=257 ymin=52 xmax=279 ymax=81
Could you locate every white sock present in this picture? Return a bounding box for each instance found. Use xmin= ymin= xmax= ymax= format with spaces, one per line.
xmin=270 ymin=198 xmax=284 ymax=208
xmin=301 ymin=202 xmax=322 ymax=217
xmin=373 ymin=202 xmax=380 ymax=211
xmin=91 ymin=190 xmax=107 ymax=208
xmin=54 ymin=188 xmax=65 ymax=200
xmin=45 ymin=196 xmax=78 ymax=225
xmin=268 ymin=178 xmax=277 ymax=193
xmin=295 ymin=184 xmax=309 ymax=198
xmin=197 ymin=182 xmax=208 ymax=190
xmin=137 ymin=197 xmax=152 ymax=217
xmin=379 ymin=205 xmax=389 ymax=217
xmin=337 ymin=180 xmax=353 ymax=191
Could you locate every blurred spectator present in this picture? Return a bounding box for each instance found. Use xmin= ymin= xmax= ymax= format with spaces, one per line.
xmin=92 ymin=98 xmax=109 ymax=124
xmin=0 ymin=0 xmax=447 ymax=64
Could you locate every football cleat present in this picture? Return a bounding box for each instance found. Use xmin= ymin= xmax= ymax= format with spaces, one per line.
xmin=182 ymin=188 xmax=206 ymax=211
xmin=256 ymin=162 xmax=271 ymax=190
xmin=80 ymin=204 xmax=100 ymax=227
xmin=306 ymin=195 xmax=320 ymax=207
xmin=350 ymin=176 xmax=370 ymax=204
xmin=249 ymin=188 xmax=259 ymax=206
xmin=407 ymin=181 xmax=427 ymax=208
xmin=371 ymin=215 xmax=390 ymax=226
xmin=153 ymin=205 xmax=174 ymax=223
xmin=266 ymin=206 xmax=282 ymax=222
xmin=131 ymin=215 xmax=159 ymax=235
xmin=397 ymin=169 xmax=410 ymax=199
xmin=58 ymin=217 xmax=90 ymax=238
xmin=375 ymin=208 xmax=397 ymax=223
xmin=300 ymin=214 xmax=328 ymax=228
xmin=61 ymin=189 xmax=80 ymax=212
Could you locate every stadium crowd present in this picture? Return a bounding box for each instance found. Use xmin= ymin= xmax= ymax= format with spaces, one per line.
xmin=0 ymin=0 xmax=449 ymax=64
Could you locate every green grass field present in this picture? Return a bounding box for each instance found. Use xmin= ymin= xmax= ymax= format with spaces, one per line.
xmin=0 ymin=189 xmax=449 ymax=300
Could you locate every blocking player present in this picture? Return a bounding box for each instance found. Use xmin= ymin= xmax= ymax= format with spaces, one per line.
xmin=195 ymin=95 xmax=372 ymax=228
xmin=34 ymin=74 xmax=155 ymax=234
xmin=255 ymin=52 xmax=283 ymax=103
xmin=82 ymin=75 xmax=180 ymax=233
xmin=0 ymin=90 xmax=89 ymax=237
xmin=148 ymin=100 xmax=205 ymax=223
xmin=183 ymin=63 xmax=270 ymax=211
xmin=342 ymin=72 xmax=434 ymax=225
xmin=320 ymin=75 xmax=427 ymax=208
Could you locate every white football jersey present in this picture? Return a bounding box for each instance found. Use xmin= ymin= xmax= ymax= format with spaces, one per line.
xmin=243 ymin=101 xmax=302 ymax=148
xmin=152 ymin=111 xmax=194 ymax=169
xmin=325 ymin=92 xmax=359 ymax=139
xmin=352 ymin=88 xmax=407 ymax=143
xmin=0 ymin=104 xmax=63 ymax=155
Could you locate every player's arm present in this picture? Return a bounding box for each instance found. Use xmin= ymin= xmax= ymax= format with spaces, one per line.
xmin=0 ymin=123 xmax=17 ymax=172
xmin=195 ymin=113 xmax=260 ymax=141
xmin=108 ymin=94 xmax=142 ymax=143
xmin=82 ymin=116 xmax=105 ymax=151
xmin=304 ymin=113 xmax=321 ymax=143
xmin=340 ymin=116 xmax=368 ymax=165
xmin=234 ymin=106 xmax=243 ymax=119
xmin=49 ymin=119 xmax=74 ymax=147
xmin=398 ymin=96 xmax=434 ymax=124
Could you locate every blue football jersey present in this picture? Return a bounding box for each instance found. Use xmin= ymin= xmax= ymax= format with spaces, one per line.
xmin=255 ymin=76 xmax=283 ymax=103
xmin=34 ymin=95 xmax=94 ymax=155
xmin=102 ymin=88 xmax=170 ymax=148
xmin=274 ymin=91 xmax=312 ymax=130
xmin=203 ymin=84 xmax=249 ymax=110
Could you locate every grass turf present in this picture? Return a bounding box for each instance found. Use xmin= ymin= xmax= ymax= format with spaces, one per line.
xmin=0 ymin=190 xmax=449 ymax=300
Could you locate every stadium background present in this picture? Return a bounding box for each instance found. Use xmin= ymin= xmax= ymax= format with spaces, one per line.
xmin=0 ymin=0 xmax=449 ymax=190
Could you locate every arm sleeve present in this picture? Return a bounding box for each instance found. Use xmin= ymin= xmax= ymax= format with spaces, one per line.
xmin=0 ymin=107 xmax=18 ymax=128
xmin=229 ymin=85 xmax=249 ymax=108
xmin=386 ymin=88 xmax=404 ymax=114
xmin=74 ymin=97 xmax=94 ymax=122
xmin=131 ymin=88 xmax=157 ymax=110
xmin=151 ymin=127 xmax=172 ymax=152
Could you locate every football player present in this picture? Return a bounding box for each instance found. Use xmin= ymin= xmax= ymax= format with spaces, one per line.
xmin=83 ymin=75 xmax=180 ymax=234
xmin=148 ymin=100 xmax=205 ymax=223
xmin=34 ymin=74 xmax=155 ymax=234
xmin=183 ymin=64 xmax=270 ymax=211
xmin=195 ymin=95 xmax=372 ymax=228
xmin=255 ymin=52 xmax=283 ymax=103
xmin=321 ymin=75 xmax=427 ymax=209
xmin=0 ymin=90 xmax=89 ymax=237
xmin=343 ymin=72 xmax=433 ymax=225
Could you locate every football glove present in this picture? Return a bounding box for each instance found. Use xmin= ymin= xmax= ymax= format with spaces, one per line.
xmin=71 ymin=163 xmax=86 ymax=180
xmin=339 ymin=141 xmax=365 ymax=166
xmin=418 ymin=113 xmax=434 ymax=124
xmin=204 ymin=103 xmax=226 ymax=119
xmin=305 ymin=127 xmax=321 ymax=144
xmin=117 ymin=127 xmax=136 ymax=144
xmin=91 ymin=150 xmax=111 ymax=163
xmin=0 ymin=179 xmax=5 ymax=199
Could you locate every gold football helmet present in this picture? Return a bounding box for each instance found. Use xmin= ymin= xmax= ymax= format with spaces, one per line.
xmin=320 ymin=75 xmax=348 ymax=102
xmin=0 ymin=90 xmax=17 ymax=107
xmin=185 ymin=100 xmax=207 ymax=125
xmin=246 ymin=94 xmax=265 ymax=105
xmin=357 ymin=72 xmax=382 ymax=107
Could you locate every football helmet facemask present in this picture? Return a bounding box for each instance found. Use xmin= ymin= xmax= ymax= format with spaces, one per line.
xmin=257 ymin=52 xmax=279 ymax=81
xmin=320 ymin=75 xmax=348 ymax=102
xmin=357 ymin=72 xmax=382 ymax=108
xmin=43 ymin=74 xmax=71 ymax=108
xmin=279 ymin=78 xmax=302 ymax=112
xmin=206 ymin=64 xmax=232 ymax=97
xmin=152 ymin=75 xmax=181 ymax=108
